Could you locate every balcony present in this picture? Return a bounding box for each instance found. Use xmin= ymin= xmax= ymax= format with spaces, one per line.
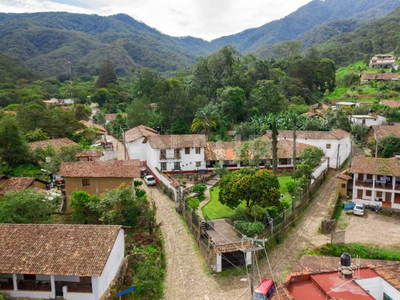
xmin=159 ymin=154 xmax=181 ymax=160
xmin=355 ymin=181 xmax=373 ymax=188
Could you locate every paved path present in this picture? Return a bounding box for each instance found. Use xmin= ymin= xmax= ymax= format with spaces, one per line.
xmin=141 ymin=183 xmax=251 ymax=300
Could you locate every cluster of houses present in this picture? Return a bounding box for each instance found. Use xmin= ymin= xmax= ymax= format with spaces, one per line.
xmin=360 ymin=54 xmax=400 ymax=84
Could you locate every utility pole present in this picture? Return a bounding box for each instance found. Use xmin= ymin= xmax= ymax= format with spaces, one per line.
xmin=336 ymin=144 xmax=340 ymax=169
xmin=241 ymin=237 xmax=267 ymax=299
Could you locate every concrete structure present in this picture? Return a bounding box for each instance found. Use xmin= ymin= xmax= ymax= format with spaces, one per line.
xmin=59 ymin=160 xmax=141 ymax=201
xmin=350 ymin=156 xmax=400 ymax=210
xmin=263 ymin=129 xmax=351 ymax=169
xmin=272 ymin=255 xmax=400 ymax=300
xmin=0 ymin=224 xmax=124 ymax=300
xmin=350 ymin=115 xmax=386 ymax=127
xmin=335 ymin=101 xmax=357 ymax=108
xmin=369 ymin=54 xmax=396 ymax=69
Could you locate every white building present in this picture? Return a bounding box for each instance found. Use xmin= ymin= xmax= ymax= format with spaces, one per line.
xmin=351 ymin=156 xmax=400 ymax=210
xmin=125 ymin=125 xmax=159 ymax=161
xmin=0 ymin=224 xmax=125 ymax=300
xmin=263 ymin=129 xmax=351 ymax=169
xmin=350 ymin=115 xmax=386 ymax=127
xmin=145 ymin=134 xmax=207 ymax=173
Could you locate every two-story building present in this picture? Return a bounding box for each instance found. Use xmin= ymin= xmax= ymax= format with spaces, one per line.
xmin=262 ymin=129 xmax=351 ymax=169
xmin=0 ymin=224 xmax=124 ymax=300
xmin=124 ymin=125 xmax=159 ymax=162
xmin=146 ymin=134 xmax=207 ymax=173
xmin=351 ymin=156 xmax=400 ymax=210
xmin=369 ymin=54 xmax=396 ymax=69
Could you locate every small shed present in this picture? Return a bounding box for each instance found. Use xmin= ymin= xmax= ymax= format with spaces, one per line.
xmin=336 ymin=172 xmax=352 ymax=198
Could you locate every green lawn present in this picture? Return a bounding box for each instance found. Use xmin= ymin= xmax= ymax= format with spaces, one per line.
xmin=202 ymin=176 xmax=294 ymax=220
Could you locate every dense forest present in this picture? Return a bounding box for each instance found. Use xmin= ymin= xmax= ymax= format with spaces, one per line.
xmin=1 ymin=0 xmax=400 ymax=76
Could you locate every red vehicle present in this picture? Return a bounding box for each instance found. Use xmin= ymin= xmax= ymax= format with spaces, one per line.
xmin=253 ymin=279 xmax=276 ymax=300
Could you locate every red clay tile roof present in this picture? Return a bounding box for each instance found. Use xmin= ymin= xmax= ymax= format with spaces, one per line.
xmin=204 ymin=140 xmax=315 ymax=161
xmin=373 ymin=264 xmax=400 ymax=291
xmin=59 ymin=160 xmax=141 ymax=178
xmin=301 ymin=112 xmax=322 ymax=118
xmin=148 ymin=134 xmax=207 ymax=149
xmin=124 ymin=125 xmax=158 ymax=143
xmin=371 ymin=124 xmax=400 ymax=139
xmin=80 ymin=120 xmax=107 ymax=134
xmin=337 ymin=173 xmax=351 ymax=181
xmin=105 ymin=113 xmax=127 ymax=121
xmin=75 ymin=149 xmax=104 ymax=158
xmin=350 ymin=156 xmax=400 ymax=176
xmin=380 ymin=100 xmax=400 ymax=108
xmin=0 ymin=177 xmax=36 ymax=195
xmin=263 ymin=129 xmax=350 ymax=141
xmin=28 ymin=138 xmax=78 ymax=150
xmin=0 ymin=224 xmax=122 ymax=276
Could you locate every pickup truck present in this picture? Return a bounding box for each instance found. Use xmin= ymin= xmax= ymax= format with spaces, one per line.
xmin=253 ymin=279 xmax=276 ymax=300
xmin=144 ymin=175 xmax=156 ymax=186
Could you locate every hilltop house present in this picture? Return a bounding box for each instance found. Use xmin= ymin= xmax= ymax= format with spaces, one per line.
xmin=369 ymin=54 xmax=396 ymax=69
xmin=350 ymin=156 xmax=400 ymax=210
xmin=262 ymin=129 xmax=351 ymax=169
xmin=360 ymin=73 xmax=400 ymax=84
xmin=59 ymin=160 xmax=141 ymax=201
xmin=205 ymin=140 xmax=316 ymax=170
xmin=0 ymin=224 xmax=124 ymax=300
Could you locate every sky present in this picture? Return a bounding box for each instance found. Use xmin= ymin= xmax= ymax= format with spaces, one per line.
xmin=0 ymin=0 xmax=311 ymax=40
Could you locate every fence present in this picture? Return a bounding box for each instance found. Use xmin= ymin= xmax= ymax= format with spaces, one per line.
xmin=320 ymin=192 xmax=341 ymax=234
xmin=175 ymin=165 xmax=330 ymax=269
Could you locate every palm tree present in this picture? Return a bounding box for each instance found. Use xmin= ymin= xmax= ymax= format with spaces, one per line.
xmin=191 ymin=105 xmax=219 ymax=139
xmin=269 ymin=114 xmax=279 ymax=174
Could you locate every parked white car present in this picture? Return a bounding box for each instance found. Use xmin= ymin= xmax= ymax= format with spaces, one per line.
xmin=353 ymin=204 xmax=365 ymax=216
xmin=144 ymin=175 xmax=156 ymax=186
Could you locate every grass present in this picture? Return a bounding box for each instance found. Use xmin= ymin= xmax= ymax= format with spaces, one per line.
xmin=201 ymin=176 xmax=294 ymax=220
xmin=308 ymin=243 xmax=400 ymax=261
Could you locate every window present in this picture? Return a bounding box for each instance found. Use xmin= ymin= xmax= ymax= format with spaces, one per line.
xmin=82 ymin=179 xmax=90 ymax=187
xmin=185 ymin=147 xmax=190 ymax=154
xmin=174 ymin=162 xmax=180 ymax=170
xmin=341 ymin=184 xmax=346 ymax=188
xmin=196 ymin=161 xmax=201 ymax=167
xmin=366 ymin=190 xmax=372 ymax=197
xmin=160 ymin=162 xmax=167 ymax=171
xmin=326 ymin=144 xmax=331 ymax=149
xmin=160 ymin=149 xmax=166 ymax=160
xmin=383 ymin=293 xmax=393 ymax=300
xmin=195 ymin=147 xmax=201 ymax=154
xmin=279 ymin=158 xmax=290 ymax=165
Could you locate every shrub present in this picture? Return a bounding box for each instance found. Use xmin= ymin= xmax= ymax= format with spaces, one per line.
xmin=192 ymin=183 xmax=207 ymax=197
xmin=234 ymin=220 xmax=264 ymax=236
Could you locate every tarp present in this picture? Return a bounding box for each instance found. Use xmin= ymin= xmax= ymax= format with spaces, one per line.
xmin=344 ymin=202 xmax=355 ymax=211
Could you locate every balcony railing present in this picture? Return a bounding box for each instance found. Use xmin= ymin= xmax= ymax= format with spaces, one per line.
xmin=355 ymin=181 xmax=373 ymax=188
xmin=159 ymin=154 xmax=181 ymax=160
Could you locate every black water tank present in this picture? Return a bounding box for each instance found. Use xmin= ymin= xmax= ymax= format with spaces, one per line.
xmin=341 ymin=252 xmax=351 ymax=267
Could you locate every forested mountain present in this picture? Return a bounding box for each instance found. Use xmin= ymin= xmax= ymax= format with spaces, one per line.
xmin=314 ymin=7 xmax=400 ymax=67
xmin=1 ymin=0 xmax=400 ymax=77
xmin=0 ymin=52 xmax=37 ymax=83
xmin=210 ymin=0 xmax=400 ymax=53
xmin=0 ymin=12 xmax=201 ymax=76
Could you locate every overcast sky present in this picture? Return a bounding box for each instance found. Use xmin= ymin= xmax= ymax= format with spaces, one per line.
xmin=0 ymin=0 xmax=311 ymax=40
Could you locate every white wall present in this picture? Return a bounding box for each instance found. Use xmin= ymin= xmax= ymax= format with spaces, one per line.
xmin=6 ymin=290 xmax=53 ymax=299
xmin=351 ymin=115 xmax=386 ymax=127
xmin=311 ymin=159 xmax=329 ymax=184
xmin=91 ymin=229 xmax=124 ymax=300
xmin=63 ymin=286 xmax=95 ymax=300
xmin=356 ymin=277 xmax=400 ymax=300
xmin=126 ymin=138 xmax=148 ymax=161
xmin=282 ymin=136 xmax=350 ymax=169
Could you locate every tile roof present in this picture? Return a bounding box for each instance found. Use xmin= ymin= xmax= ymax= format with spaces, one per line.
xmin=204 ymin=140 xmax=314 ymax=161
xmin=380 ymin=100 xmax=400 ymax=108
xmin=124 ymin=125 xmax=158 ymax=143
xmin=0 ymin=224 xmax=122 ymax=276
xmin=371 ymin=124 xmax=400 ymax=139
xmin=147 ymin=134 xmax=207 ymax=149
xmin=373 ymin=264 xmax=400 ymax=291
xmin=263 ymin=129 xmax=350 ymax=141
xmin=361 ymin=73 xmax=400 ymax=81
xmin=75 ymin=149 xmax=104 ymax=158
xmin=0 ymin=177 xmax=36 ymax=195
xmin=59 ymin=160 xmax=141 ymax=178
xmin=105 ymin=113 xmax=127 ymax=121
xmin=80 ymin=120 xmax=107 ymax=134
xmin=350 ymin=156 xmax=400 ymax=176
xmin=28 ymin=138 xmax=78 ymax=150
xmin=301 ymin=112 xmax=322 ymax=118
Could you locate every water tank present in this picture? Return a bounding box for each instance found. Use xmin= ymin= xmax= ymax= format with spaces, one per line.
xmin=341 ymin=252 xmax=351 ymax=267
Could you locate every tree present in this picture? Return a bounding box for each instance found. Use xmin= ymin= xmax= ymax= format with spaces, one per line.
xmin=219 ymin=86 xmax=245 ymax=124
xmin=299 ymin=146 xmax=325 ymax=169
xmin=219 ymin=168 xmax=281 ymax=209
xmin=69 ymin=191 xmax=101 ymax=224
xmin=191 ymin=103 xmax=220 ymax=137
xmin=351 ymin=123 xmax=369 ymax=142
xmin=277 ymin=41 xmax=302 ymax=58
xmin=234 ymin=139 xmax=270 ymax=168
xmin=0 ymin=115 xmax=30 ymax=167
xmin=126 ymin=98 xmax=150 ymax=128
xmin=212 ymin=162 xmax=229 ymax=179
xmin=24 ymin=128 xmax=49 ymax=142
xmin=192 ymin=184 xmax=207 ymax=197
xmin=250 ymin=80 xmax=287 ymax=115
xmin=95 ymin=60 xmax=117 ymax=89
xmin=376 ymin=135 xmax=400 ymax=158
xmin=271 ymin=115 xmax=279 ymax=174
xmin=33 ymin=144 xmax=81 ymax=174
xmin=170 ymin=119 xmax=190 ymax=134
xmin=323 ymin=107 xmax=351 ymax=132
xmin=93 ymin=110 xmax=106 ymax=126
xmin=0 ymin=190 xmax=57 ymax=223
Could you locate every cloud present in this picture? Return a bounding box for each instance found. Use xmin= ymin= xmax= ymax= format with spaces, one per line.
xmin=0 ymin=0 xmax=312 ymax=40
